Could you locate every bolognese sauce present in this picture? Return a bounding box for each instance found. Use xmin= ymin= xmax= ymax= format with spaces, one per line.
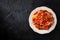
xmin=32 ymin=10 xmax=54 ymax=30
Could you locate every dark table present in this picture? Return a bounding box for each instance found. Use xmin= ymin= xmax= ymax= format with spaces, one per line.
xmin=0 ymin=0 xmax=60 ymax=40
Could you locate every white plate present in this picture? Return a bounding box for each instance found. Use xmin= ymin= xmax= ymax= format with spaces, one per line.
xmin=29 ymin=6 xmax=57 ymax=34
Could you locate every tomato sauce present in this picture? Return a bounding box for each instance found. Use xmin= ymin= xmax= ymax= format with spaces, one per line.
xmin=32 ymin=10 xmax=54 ymax=30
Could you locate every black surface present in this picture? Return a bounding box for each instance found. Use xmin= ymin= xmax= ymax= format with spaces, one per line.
xmin=0 ymin=0 xmax=60 ymax=40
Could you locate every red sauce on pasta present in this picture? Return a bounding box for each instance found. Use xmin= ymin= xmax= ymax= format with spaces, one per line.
xmin=32 ymin=10 xmax=54 ymax=30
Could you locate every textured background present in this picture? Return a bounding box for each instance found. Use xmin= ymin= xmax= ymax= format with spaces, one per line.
xmin=0 ymin=0 xmax=60 ymax=40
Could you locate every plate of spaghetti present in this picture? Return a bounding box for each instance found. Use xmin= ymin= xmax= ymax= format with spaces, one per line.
xmin=29 ymin=6 xmax=57 ymax=34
